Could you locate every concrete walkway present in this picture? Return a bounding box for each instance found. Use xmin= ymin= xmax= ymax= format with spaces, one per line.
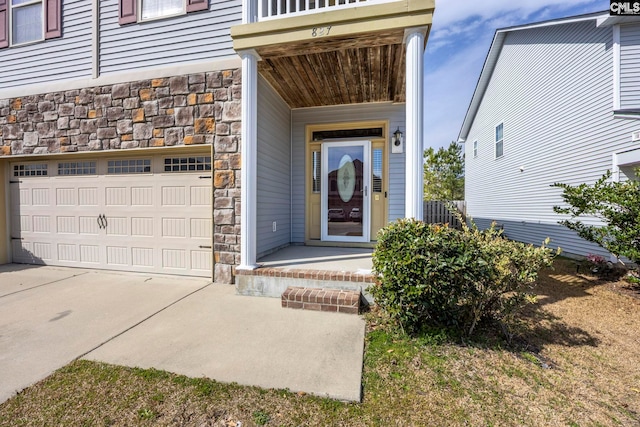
xmin=0 ymin=265 xmax=365 ymax=404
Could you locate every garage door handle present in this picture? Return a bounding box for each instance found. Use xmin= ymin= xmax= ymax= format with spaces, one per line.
xmin=97 ymin=214 xmax=108 ymax=229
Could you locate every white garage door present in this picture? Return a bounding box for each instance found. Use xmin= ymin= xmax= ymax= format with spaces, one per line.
xmin=9 ymin=154 xmax=213 ymax=277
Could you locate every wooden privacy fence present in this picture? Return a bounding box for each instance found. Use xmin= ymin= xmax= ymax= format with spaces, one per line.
xmin=423 ymin=200 xmax=466 ymax=230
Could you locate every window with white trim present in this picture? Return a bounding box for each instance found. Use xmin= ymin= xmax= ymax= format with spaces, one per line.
xmin=312 ymin=151 xmax=321 ymax=193
xmin=58 ymin=161 xmax=97 ymax=176
xmin=473 ymin=140 xmax=478 ymax=158
xmin=0 ymin=0 xmax=61 ymax=48
xmin=11 ymin=0 xmax=42 ymax=45
xmin=14 ymin=163 xmax=48 ymax=177
xmin=119 ymin=0 xmax=208 ymax=25
xmin=140 ymin=0 xmax=184 ymax=20
xmin=495 ymin=123 xmax=504 ymax=158
xmin=164 ymin=156 xmax=211 ymax=172
xmin=107 ymin=159 xmax=151 ymax=174
xmin=372 ymin=148 xmax=383 ymax=193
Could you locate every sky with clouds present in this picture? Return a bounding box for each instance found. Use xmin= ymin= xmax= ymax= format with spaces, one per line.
xmin=424 ymin=0 xmax=606 ymax=149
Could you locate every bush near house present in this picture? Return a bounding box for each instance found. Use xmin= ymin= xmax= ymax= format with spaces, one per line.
xmin=553 ymin=169 xmax=640 ymax=265
xmin=371 ymin=219 xmax=557 ymax=336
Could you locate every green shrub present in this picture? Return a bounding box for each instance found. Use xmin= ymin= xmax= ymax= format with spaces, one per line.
xmin=371 ymin=219 xmax=557 ymax=336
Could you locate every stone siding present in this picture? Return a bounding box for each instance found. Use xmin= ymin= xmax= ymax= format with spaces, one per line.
xmin=0 ymin=69 xmax=242 ymax=284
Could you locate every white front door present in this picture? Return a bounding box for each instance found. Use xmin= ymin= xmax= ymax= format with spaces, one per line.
xmin=321 ymin=141 xmax=371 ymax=242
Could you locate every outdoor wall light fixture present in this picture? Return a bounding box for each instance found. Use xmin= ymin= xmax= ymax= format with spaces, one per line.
xmin=391 ymin=127 xmax=404 ymax=153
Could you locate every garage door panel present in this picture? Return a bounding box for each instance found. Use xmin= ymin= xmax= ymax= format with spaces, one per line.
xmin=162 ymin=218 xmax=186 ymax=237
xmin=56 ymin=188 xmax=76 ymax=206
xmin=132 ymin=248 xmax=154 ymax=267
xmin=58 ymin=244 xmax=78 ymax=262
xmin=12 ymin=187 xmax=30 ymax=206
xmin=190 ymin=218 xmax=212 ymax=239
xmin=190 ymin=186 xmax=211 ymax=205
xmin=107 ymin=246 xmax=129 ymax=266
xmin=80 ymin=245 xmax=100 ymax=263
xmin=106 ymin=187 xmax=128 ymax=206
xmin=131 ymin=187 xmax=153 ymax=205
xmin=32 ymin=216 xmax=51 ymax=233
xmin=105 ymin=217 xmax=128 ymax=236
xmin=12 ymin=215 xmax=29 ymax=235
xmin=32 ymin=242 xmax=53 ymax=260
xmin=131 ymin=217 xmax=154 ymax=236
xmin=191 ymin=250 xmax=212 ymax=272
xmin=79 ymin=216 xmax=100 ymax=235
xmin=162 ymin=187 xmax=186 ymax=206
xmin=78 ymin=187 xmax=99 ymax=206
xmin=32 ymin=188 xmax=50 ymax=205
xmin=57 ymin=216 xmax=77 ymax=234
xmin=162 ymin=249 xmax=187 ymax=269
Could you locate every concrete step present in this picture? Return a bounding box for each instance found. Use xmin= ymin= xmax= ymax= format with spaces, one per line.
xmin=235 ymin=267 xmax=375 ymax=303
xmin=281 ymin=286 xmax=361 ymax=314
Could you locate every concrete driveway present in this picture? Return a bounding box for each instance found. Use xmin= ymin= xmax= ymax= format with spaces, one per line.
xmin=0 ymin=264 xmax=365 ymax=404
xmin=0 ymin=264 xmax=210 ymax=404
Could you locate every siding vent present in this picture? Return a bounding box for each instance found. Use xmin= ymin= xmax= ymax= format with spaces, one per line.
xmin=632 ymin=131 xmax=640 ymax=142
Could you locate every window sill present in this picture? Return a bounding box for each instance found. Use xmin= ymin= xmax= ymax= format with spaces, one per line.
xmin=10 ymin=38 xmax=45 ymax=49
xmin=139 ymin=11 xmax=187 ymax=23
xmin=613 ymin=109 xmax=640 ymax=120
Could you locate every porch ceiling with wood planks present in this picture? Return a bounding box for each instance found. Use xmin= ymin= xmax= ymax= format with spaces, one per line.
xmin=255 ymin=30 xmax=407 ymax=108
xmin=230 ymin=0 xmax=434 ymax=108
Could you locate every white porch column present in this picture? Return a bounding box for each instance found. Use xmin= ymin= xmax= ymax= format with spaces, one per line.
xmin=238 ymin=50 xmax=259 ymax=270
xmin=405 ymin=27 xmax=427 ymax=220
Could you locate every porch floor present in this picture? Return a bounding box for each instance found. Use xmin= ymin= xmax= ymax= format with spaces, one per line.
xmin=257 ymin=245 xmax=373 ymax=274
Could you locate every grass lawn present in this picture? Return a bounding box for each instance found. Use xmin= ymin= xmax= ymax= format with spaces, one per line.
xmin=1 ymin=258 xmax=639 ymax=426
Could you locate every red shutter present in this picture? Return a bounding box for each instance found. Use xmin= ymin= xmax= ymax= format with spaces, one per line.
xmin=44 ymin=0 xmax=62 ymax=39
xmin=0 ymin=0 xmax=8 ymax=49
xmin=119 ymin=0 xmax=137 ymax=25
xmin=187 ymin=0 xmax=208 ymax=13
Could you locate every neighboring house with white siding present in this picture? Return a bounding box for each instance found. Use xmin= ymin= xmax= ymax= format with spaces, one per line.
xmin=0 ymin=0 xmax=433 ymax=288
xmin=459 ymin=11 xmax=640 ymax=259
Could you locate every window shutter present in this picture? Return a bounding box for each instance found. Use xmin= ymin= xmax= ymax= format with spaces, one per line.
xmin=44 ymin=0 xmax=62 ymax=39
xmin=0 ymin=0 xmax=8 ymax=49
xmin=187 ymin=0 xmax=208 ymax=13
xmin=119 ymin=0 xmax=137 ymax=25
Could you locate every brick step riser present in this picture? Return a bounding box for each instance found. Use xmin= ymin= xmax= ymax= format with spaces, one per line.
xmin=281 ymin=286 xmax=362 ymax=314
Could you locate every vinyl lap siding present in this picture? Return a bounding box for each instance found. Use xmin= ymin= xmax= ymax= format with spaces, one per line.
xmin=290 ymin=103 xmax=405 ymax=243
xmin=620 ymin=23 xmax=640 ymax=109
xmin=257 ymin=77 xmax=291 ymax=257
xmin=472 ymin=218 xmax=609 ymax=259
xmin=465 ymin=20 xmax=640 ymax=257
xmin=0 ymin=0 xmax=92 ymax=89
xmin=99 ymin=0 xmax=241 ymax=75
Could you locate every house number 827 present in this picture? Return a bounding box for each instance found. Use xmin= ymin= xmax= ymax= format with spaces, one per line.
xmin=311 ymin=26 xmax=332 ymax=37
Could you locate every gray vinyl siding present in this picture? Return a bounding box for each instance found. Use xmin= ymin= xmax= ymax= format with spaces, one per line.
xmin=99 ymin=0 xmax=241 ymax=75
xmin=290 ymin=103 xmax=405 ymax=243
xmin=257 ymin=77 xmax=292 ymax=257
xmin=465 ymin=20 xmax=640 ymax=258
xmin=0 ymin=0 xmax=92 ymax=89
xmin=620 ymin=23 xmax=640 ymax=109
xmin=472 ymin=218 xmax=609 ymax=259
